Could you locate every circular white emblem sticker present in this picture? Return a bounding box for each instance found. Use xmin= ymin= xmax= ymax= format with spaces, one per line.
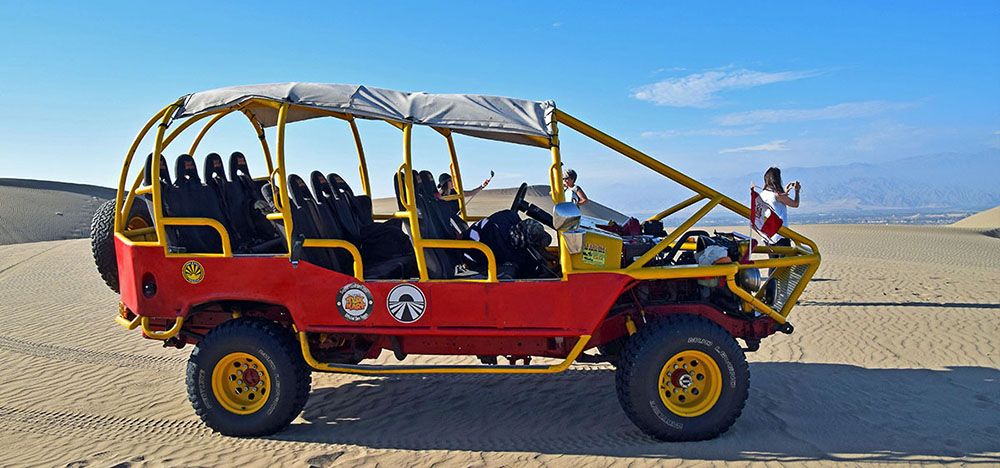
xmin=336 ymin=283 xmax=374 ymax=322
xmin=387 ymin=283 xmax=426 ymax=323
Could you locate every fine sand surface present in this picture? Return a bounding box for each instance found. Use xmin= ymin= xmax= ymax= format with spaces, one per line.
xmin=0 ymin=228 xmax=998 ymax=465
xmin=0 ymin=179 xmax=114 ymax=245
xmin=953 ymin=205 xmax=1000 ymax=230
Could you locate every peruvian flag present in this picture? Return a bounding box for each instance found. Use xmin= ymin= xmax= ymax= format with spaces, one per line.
xmin=750 ymin=189 xmax=783 ymax=240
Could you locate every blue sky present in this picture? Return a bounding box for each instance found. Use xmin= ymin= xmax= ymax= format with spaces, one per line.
xmin=1 ymin=1 xmax=998 ymax=206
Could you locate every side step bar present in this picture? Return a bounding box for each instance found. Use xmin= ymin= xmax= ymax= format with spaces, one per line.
xmin=298 ymin=332 xmax=591 ymax=375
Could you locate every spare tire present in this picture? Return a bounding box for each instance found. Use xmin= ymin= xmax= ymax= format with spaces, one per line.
xmin=91 ymin=198 xmax=151 ymax=293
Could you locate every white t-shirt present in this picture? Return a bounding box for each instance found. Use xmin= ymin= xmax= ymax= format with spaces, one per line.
xmin=566 ymin=185 xmax=582 ymax=204
xmin=760 ymin=189 xmax=788 ymax=243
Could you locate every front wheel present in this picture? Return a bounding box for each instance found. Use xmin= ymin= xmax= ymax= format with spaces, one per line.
xmin=615 ymin=314 xmax=749 ymax=441
xmin=186 ymin=318 xmax=312 ymax=436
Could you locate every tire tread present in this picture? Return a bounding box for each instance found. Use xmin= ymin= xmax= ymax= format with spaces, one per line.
xmin=615 ymin=314 xmax=749 ymax=441
xmin=186 ymin=318 xmax=311 ymax=436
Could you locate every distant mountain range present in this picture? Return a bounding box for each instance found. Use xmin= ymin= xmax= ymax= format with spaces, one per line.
xmin=707 ymin=150 xmax=1000 ymax=214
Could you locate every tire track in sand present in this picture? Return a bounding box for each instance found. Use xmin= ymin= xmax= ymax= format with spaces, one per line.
xmin=0 ymin=397 xmax=649 ymax=455
xmin=0 ymin=335 xmax=186 ymax=371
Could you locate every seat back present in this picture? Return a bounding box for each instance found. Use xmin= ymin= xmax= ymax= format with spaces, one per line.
xmin=328 ymin=173 xmax=373 ymax=227
xmin=164 ymin=154 xmax=228 ymax=253
xmin=204 ymin=152 xmax=252 ymax=249
xmin=390 ymin=169 xmax=456 ymax=278
xmin=287 ymin=174 xmax=344 ymax=273
xmin=312 ymin=171 xmax=361 ymax=242
xmin=142 ymin=154 xmax=172 ymax=224
xmin=228 ymin=152 xmax=283 ymax=253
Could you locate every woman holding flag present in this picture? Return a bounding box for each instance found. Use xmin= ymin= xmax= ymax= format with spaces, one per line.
xmin=751 ymin=166 xmax=801 ymax=304
xmin=752 ymin=166 xmax=800 ymax=247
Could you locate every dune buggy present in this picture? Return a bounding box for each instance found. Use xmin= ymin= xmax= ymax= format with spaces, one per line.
xmin=95 ymin=83 xmax=820 ymax=440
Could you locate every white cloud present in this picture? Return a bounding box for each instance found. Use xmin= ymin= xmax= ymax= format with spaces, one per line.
xmin=551 ymin=22 xmax=562 ymax=28
xmin=641 ymin=126 xmax=762 ymax=139
xmin=632 ymin=69 xmax=819 ymax=108
xmin=716 ymin=101 xmax=913 ymax=126
xmin=719 ymin=140 xmax=790 ymax=154
xmin=993 ymin=130 xmax=1000 ymax=135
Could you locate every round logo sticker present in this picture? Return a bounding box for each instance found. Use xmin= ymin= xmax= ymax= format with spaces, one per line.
xmin=182 ymin=260 xmax=204 ymax=284
xmin=336 ymin=283 xmax=374 ymax=322
xmin=387 ymin=283 xmax=426 ymax=323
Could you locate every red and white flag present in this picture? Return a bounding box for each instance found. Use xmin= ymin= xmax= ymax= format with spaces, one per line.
xmin=750 ymin=189 xmax=783 ymax=240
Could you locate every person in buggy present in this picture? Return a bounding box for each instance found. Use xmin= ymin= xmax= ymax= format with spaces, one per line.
xmin=462 ymin=211 xmax=555 ymax=280
xmin=437 ymin=172 xmax=491 ymax=215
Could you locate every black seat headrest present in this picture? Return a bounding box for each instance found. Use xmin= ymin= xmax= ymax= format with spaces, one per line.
xmin=144 ymin=153 xmax=171 ymax=186
xmin=174 ymin=154 xmax=201 ymax=185
xmin=204 ymin=153 xmax=227 ymax=187
xmin=287 ymin=174 xmax=313 ymax=207
xmin=327 ymin=173 xmax=354 ymax=197
xmin=310 ymin=171 xmax=335 ymax=199
xmin=229 ymin=152 xmax=252 ymax=179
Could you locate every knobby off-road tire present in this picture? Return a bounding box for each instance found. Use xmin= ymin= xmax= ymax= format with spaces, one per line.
xmin=615 ymin=314 xmax=749 ymax=441
xmin=90 ymin=199 xmax=151 ymax=293
xmin=187 ymin=318 xmax=312 ymax=437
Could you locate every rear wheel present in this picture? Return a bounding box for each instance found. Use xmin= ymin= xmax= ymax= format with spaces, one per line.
xmin=616 ymin=314 xmax=749 ymax=441
xmin=187 ymin=318 xmax=311 ymax=436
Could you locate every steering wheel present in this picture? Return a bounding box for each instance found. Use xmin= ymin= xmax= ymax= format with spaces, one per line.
xmin=511 ymin=182 xmax=528 ymax=212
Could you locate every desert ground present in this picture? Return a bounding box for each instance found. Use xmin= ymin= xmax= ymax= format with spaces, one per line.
xmin=0 ymin=181 xmax=997 ymax=466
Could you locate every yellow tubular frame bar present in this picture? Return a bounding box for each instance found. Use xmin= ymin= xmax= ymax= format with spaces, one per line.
xmin=115 ymin=104 xmax=174 ymax=232
xmin=275 ymin=103 xmax=295 ymax=253
xmin=114 ymin=99 xmax=818 ymax=338
xmin=444 ymin=130 xmax=469 ymax=220
xmin=299 ymin=332 xmax=590 ymax=374
xmin=302 ymin=238 xmax=364 ymax=280
xmin=120 ymin=106 xmax=275 ymax=241
xmin=349 ymin=117 xmax=372 ymax=196
xmin=552 ymin=110 xmax=820 ymax=320
xmin=398 ymin=125 xmax=498 ymax=282
xmin=647 ymin=194 xmax=704 ymax=222
xmin=115 ymin=314 xmax=183 ymax=340
xmin=188 ymin=110 xmax=231 ymax=156
xmin=628 ymin=197 xmax=721 ymax=269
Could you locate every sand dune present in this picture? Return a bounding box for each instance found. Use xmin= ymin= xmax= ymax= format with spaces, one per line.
xmin=0 ymin=178 xmax=114 ymax=245
xmin=0 ymin=223 xmax=997 ymax=466
xmin=953 ymin=204 xmax=1000 ymax=229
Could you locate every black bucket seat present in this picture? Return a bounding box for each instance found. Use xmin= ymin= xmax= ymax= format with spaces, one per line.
xmin=164 ymin=154 xmax=228 ymax=253
xmin=286 ymin=174 xmax=345 ymax=273
xmin=392 ymin=169 xmax=456 ymax=278
xmin=142 ymin=153 xmax=173 ymax=223
xmin=204 ymin=152 xmax=285 ymax=254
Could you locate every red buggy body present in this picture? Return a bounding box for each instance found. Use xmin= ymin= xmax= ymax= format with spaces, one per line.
xmin=98 ymin=83 xmax=819 ymax=440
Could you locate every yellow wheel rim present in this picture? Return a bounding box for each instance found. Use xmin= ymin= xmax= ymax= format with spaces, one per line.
xmin=657 ymin=350 xmax=723 ymax=417
xmin=211 ymin=352 xmax=271 ymax=415
xmin=126 ymin=216 xmax=149 ymax=230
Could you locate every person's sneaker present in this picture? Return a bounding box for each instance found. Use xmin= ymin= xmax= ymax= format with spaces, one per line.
xmin=454 ymin=264 xmax=479 ymax=277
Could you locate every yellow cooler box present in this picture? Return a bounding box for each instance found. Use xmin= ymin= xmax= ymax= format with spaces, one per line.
xmin=563 ymin=227 xmax=623 ymax=270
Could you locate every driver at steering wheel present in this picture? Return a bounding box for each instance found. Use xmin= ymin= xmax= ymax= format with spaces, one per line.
xmin=462 ymin=210 xmax=553 ymax=280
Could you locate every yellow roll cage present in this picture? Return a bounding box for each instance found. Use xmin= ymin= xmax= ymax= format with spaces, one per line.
xmin=114 ymin=96 xmax=820 ymax=323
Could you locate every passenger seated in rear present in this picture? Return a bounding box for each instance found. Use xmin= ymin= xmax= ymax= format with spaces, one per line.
xmin=437 ymin=172 xmax=490 ymax=214
xmin=462 ymin=210 xmax=555 ymax=279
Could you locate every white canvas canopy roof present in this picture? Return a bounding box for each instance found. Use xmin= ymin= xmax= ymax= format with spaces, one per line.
xmin=174 ymin=83 xmax=556 ymax=147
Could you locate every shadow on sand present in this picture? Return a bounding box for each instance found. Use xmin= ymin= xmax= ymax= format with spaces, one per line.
xmin=801 ymin=300 xmax=1000 ymax=309
xmin=275 ymin=363 xmax=1000 ymax=463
